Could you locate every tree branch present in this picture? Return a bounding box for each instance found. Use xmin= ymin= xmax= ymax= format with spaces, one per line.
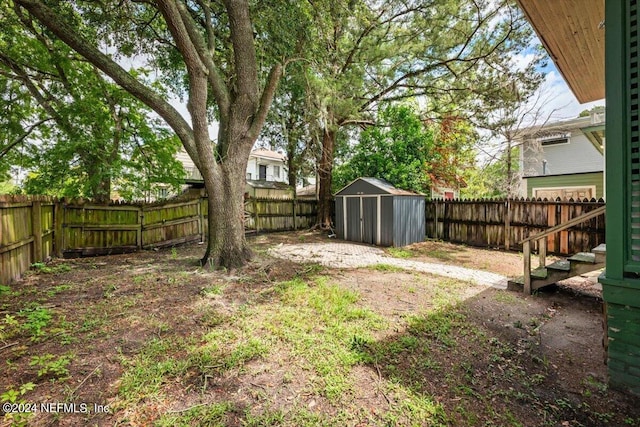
xmin=14 ymin=0 xmax=199 ymax=168
xmin=0 ymin=118 xmax=53 ymax=159
xmin=175 ymin=0 xmax=231 ymax=121
xmin=248 ymin=63 xmax=283 ymax=140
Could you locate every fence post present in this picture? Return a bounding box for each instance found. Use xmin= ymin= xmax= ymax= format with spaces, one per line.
xmin=434 ymin=200 xmax=439 ymax=239
xmin=292 ymin=198 xmax=297 ymax=231
xmin=54 ymin=201 xmax=64 ymax=257
xmin=197 ymin=198 xmax=204 ymax=242
xmin=443 ymin=201 xmax=449 ymax=240
xmin=523 ymin=240 xmax=532 ymax=294
xmin=137 ymin=206 xmax=143 ymax=249
xmin=32 ymin=200 xmax=43 ymax=262
xmin=253 ymin=198 xmax=260 ymax=233
xmin=504 ymin=199 xmax=511 ymax=251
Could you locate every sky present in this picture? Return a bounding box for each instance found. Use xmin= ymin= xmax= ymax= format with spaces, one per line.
xmin=541 ymin=67 xmax=605 ymax=120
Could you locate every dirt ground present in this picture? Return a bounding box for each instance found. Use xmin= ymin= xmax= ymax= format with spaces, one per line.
xmin=1 ymin=231 xmax=637 ymax=426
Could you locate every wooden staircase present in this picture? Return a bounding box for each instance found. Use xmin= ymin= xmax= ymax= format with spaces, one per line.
xmin=508 ymin=244 xmax=605 ymax=292
xmin=508 ymin=206 xmax=606 ymax=293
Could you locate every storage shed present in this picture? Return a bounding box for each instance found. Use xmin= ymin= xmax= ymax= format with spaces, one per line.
xmin=335 ymin=177 xmax=426 ymax=247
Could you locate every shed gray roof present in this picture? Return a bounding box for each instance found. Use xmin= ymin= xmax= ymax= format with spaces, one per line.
xmin=336 ymin=177 xmax=422 ymax=196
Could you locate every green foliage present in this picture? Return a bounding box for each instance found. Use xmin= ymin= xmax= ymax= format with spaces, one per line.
xmin=333 ymin=104 xmax=435 ymax=193
xmin=334 ymin=104 xmax=474 ymax=195
xmin=0 ymin=382 xmax=36 ymax=427
xmin=19 ymin=306 xmax=52 ymax=341
xmin=29 ymin=353 xmax=72 ymax=379
xmin=0 ymin=2 xmax=185 ymax=201
xmin=461 ymin=146 xmax=520 ymax=199
xmin=30 ymin=262 xmax=71 ymax=274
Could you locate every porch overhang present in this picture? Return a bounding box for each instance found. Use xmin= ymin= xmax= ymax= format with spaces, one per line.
xmin=516 ymin=0 xmax=605 ymax=103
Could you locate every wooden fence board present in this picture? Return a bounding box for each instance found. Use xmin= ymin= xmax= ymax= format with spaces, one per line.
xmin=1 ymin=195 xmax=318 ymax=284
xmin=426 ymin=198 xmax=605 ymax=255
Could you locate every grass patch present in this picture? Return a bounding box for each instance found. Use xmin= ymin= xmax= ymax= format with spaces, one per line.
xmin=155 ymin=402 xmax=236 ymax=427
xmin=494 ymin=290 xmax=521 ymax=304
xmin=117 ymin=338 xmax=189 ymax=405
xmin=270 ymin=278 xmax=385 ymax=400
xmin=387 ymin=247 xmax=413 ymax=258
xmin=30 ymin=262 xmax=71 ymax=274
xmin=369 ymin=263 xmax=404 ymax=272
xmin=45 ymin=284 xmax=73 ymax=298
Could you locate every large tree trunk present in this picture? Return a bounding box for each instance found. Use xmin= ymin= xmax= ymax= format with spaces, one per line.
xmin=200 ymin=159 xmax=252 ymax=268
xmin=317 ymin=126 xmax=335 ymax=228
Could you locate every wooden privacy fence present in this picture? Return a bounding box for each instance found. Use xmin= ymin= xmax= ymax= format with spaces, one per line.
xmin=0 ymin=195 xmax=317 ymax=285
xmin=426 ymin=198 xmax=606 ymax=255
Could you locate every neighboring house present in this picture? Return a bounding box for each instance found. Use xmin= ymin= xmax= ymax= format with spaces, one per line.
xmin=245 ymin=149 xmax=288 ymax=183
xmin=429 ymin=176 xmax=466 ymax=200
xmin=177 ymin=147 xmax=291 ymax=197
xmin=518 ymin=108 xmax=605 ymax=200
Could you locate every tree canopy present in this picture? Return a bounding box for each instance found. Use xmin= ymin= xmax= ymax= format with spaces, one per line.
xmin=292 ymin=0 xmax=546 ymax=225
xmin=334 ymin=104 xmax=475 ymax=195
xmin=0 ymin=1 xmax=185 ymax=201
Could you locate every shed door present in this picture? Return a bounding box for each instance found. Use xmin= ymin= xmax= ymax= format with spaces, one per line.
xmin=346 ymin=197 xmax=362 ymax=242
xmin=362 ymin=197 xmax=378 ymax=244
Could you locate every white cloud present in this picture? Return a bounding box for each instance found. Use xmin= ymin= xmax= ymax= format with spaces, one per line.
xmin=537 ymin=69 xmax=605 ymax=120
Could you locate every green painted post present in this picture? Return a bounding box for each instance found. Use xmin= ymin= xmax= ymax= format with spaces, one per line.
xmin=600 ymin=0 xmax=640 ymax=395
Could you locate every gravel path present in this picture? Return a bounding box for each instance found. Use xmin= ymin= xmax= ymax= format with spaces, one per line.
xmin=268 ymin=242 xmax=509 ymax=289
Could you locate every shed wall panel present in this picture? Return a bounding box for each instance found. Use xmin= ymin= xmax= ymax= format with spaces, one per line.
xmin=362 ymin=197 xmax=378 ymax=244
xmin=335 ymin=197 xmax=345 ymax=239
xmin=393 ymin=197 xmax=426 ymax=246
xmin=380 ymin=197 xmax=394 ymax=246
xmin=346 ymin=197 xmax=362 ymax=242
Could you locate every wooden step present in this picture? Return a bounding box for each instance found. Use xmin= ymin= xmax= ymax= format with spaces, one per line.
xmin=509 ymin=252 xmax=605 ymax=293
xmin=567 ymin=252 xmax=596 ymax=264
xmin=592 ymin=244 xmax=606 ymax=263
xmin=546 ymin=260 xmax=571 ymax=272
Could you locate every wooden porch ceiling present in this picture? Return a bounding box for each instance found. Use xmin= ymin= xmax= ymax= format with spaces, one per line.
xmin=516 ymin=0 xmax=605 ymax=103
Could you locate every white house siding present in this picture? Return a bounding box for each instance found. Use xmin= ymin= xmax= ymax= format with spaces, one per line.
xmin=246 ymin=156 xmax=288 ymax=183
xmin=521 ymin=130 xmax=603 ymax=177
xmin=177 ymin=149 xmax=288 ymax=183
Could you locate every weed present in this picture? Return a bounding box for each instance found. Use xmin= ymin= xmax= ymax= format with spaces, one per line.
xmin=155 ymin=401 xmax=235 ymax=427
xmin=29 ymin=353 xmax=72 ymax=379
xmin=428 ymin=249 xmax=454 ymax=261
xmin=370 ymin=263 xmax=403 ymax=272
xmin=0 ymin=382 xmax=36 ymax=427
xmin=19 ymin=306 xmax=53 ymax=341
xmin=494 ymin=291 xmax=519 ymax=303
xmin=554 ymin=397 xmax=574 ymax=411
xmin=45 ymin=284 xmax=72 ymax=298
xmin=118 ymin=338 xmax=189 ymax=404
xmin=202 ymin=284 xmax=223 ymax=297
xmin=1 ymin=314 xmax=20 ymax=341
xmin=30 ymin=262 xmax=71 ymax=274
xmin=171 ymin=247 xmax=178 ymax=259
xmin=388 ymin=247 xmax=413 ymax=258
xmin=103 ymin=283 xmax=117 ymax=298
xmin=0 ymin=284 xmax=11 ymax=296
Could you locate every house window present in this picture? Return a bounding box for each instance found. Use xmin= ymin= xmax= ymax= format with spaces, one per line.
xmin=158 ymin=187 xmax=168 ymax=199
xmin=259 ymin=165 xmax=267 ymax=180
xmin=273 ymin=166 xmax=280 ymax=179
xmin=539 ymin=133 xmax=570 ymax=146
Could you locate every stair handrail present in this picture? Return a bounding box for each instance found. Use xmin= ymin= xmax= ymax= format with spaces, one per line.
xmin=519 ymin=205 xmax=606 ymax=294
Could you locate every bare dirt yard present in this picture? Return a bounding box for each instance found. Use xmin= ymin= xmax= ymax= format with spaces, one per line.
xmin=1 ymin=231 xmax=639 ymax=426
